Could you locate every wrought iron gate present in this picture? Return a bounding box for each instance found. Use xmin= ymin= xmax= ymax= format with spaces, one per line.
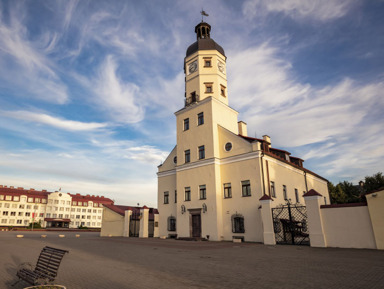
xmin=272 ymin=202 xmax=310 ymax=245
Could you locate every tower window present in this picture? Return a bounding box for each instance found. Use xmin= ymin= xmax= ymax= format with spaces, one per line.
xmin=283 ymin=185 xmax=287 ymax=200
xmin=199 ymin=185 xmax=206 ymax=200
xmin=185 ymin=187 xmax=191 ymax=201
xmin=198 ymin=112 xmax=204 ymax=125
xmin=220 ymin=85 xmax=226 ymax=97
xmin=242 ymin=180 xmax=251 ymax=197
xmin=198 ymin=145 xmax=205 ymax=160
xmin=204 ymin=57 xmax=212 ymax=67
xmin=224 ymin=183 xmax=232 ymax=198
xmin=164 ymin=191 xmax=169 ymax=204
xmin=175 ymin=190 xmax=177 ymax=203
xmin=184 ymin=118 xmax=189 ymax=131
xmin=185 ymin=150 xmax=190 ymax=163
xmin=225 ymin=142 xmax=232 ymax=152
xmin=205 ymin=83 xmax=213 ymax=93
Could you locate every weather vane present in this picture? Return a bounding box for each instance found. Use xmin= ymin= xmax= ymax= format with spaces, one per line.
xmin=201 ymin=9 xmax=209 ymax=21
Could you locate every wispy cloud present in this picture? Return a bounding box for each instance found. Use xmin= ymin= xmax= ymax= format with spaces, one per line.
xmin=1 ymin=110 xmax=108 ymax=132
xmin=229 ymin=41 xmax=384 ymax=182
xmin=243 ymin=0 xmax=358 ymax=21
xmin=0 ymin=5 xmax=68 ymax=104
xmin=90 ymin=55 xmax=144 ymax=124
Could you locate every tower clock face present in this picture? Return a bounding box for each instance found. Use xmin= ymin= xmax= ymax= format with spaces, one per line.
xmin=217 ymin=61 xmax=225 ymax=73
xmin=188 ymin=61 xmax=197 ymax=74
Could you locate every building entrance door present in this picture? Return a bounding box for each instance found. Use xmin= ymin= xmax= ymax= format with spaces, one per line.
xmin=191 ymin=214 xmax=201 ymax=238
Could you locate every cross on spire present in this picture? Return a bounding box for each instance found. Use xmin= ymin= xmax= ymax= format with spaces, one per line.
xmin=201 ymin=9 xmax=209 ymax=21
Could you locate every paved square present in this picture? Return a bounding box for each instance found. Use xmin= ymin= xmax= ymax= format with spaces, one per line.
xmin=1 ymin=231 xmax=383 ymax=289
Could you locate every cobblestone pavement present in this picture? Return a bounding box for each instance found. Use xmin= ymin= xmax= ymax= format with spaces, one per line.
xmin=1 ymin=231 xmax=383 ymax=289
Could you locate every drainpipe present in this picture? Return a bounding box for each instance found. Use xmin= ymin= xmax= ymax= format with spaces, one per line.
xmin=304 ymin=171 xmax=308 ymax=192
xmin=260 ymin=152 xmax=266 ymax=196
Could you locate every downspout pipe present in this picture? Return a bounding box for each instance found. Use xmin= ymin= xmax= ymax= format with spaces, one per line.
xmin=260 ymin=152 xmax=266 ymax=196
xmin=304 ymin=171 xmax=308 ymax=192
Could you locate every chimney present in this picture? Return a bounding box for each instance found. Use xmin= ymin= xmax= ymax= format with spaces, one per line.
xmin=238 ymin=121 xmax=247 ymax=137
xmin=263 ymin=135 xmax=271 ymax=148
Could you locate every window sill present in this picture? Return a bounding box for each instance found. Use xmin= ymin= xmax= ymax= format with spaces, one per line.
xmin=242 ymin=195 xmax=252 ymax=197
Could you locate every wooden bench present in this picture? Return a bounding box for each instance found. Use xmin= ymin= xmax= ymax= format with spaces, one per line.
xmin=12 ymin=246 xmax=69 ymax=286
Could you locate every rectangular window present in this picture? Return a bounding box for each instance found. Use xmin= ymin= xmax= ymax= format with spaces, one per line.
xmin=184 ymin=118 xmax=189 ymax=131
xmin=220 ymin=85 xmax=226 ymax=97
xmin=164 ymin=191 xmax=169 ymax=204
xmin=0 ymin=195 xmax=4 ymax=200
xmin=241 ymin=180 xmax=251 ymax=197
xmin=12 ymin=204 xmax=17 ymax=208
xmin=10 ymin=212 xmax=16 ymax=216
xmin=14 ymin=196 xmax=20 ymax=201
xmin=17 ymin=220 xmax=22 ymax=224
xmin=46 ymin=213 xmax=51 ymax=218
xmin=224 ymin=183 xmax=232 ymax=198
xmin=18 ymin=212 xmax=23 ymax=216
xmin=73 ymin=201 xmax=77 ymax=206
xmin=1 ymin=219 xmax=7 ymax=224
xmin=42 ymin=199 xmax=47 ymax=204
xmin=283 ymin=185 xmax=287 ymax=200
xmin=35 ymin=198 xmax=40 ymax=203
xmin=295 ymin=188 xmax=299 ymax=203
xmin=199 ymin=185 xmax=206 ymax=200
xmin=271 ymin=181 xmax=276 ymax=198
xmin=59 ymin=214 xmax=63 ymax=218
xmin=175 ymin=190 xmax=177 ymax=203
xmin=25 ymin=212 xmax=30 ymax=217
xmin=168 ymin=217 xmax=176 ymax=231
xmin=185 ymin=149 xmax=190 ymax=163
xmin=232 ymin=216 xmax=245 ymax=233
xmin=6 ymin=195 xmax=12 ymax=201
xmin=204 ymin=58 xmax=212 ymax=67
xmin=198 ymin=112 xmax=204 ymax=125
xmin=185 ymin=187 xmax=191 ymax=201
xmin=198 ymin=145 xmax=205 ymax=160
xmin=205 ymin=83 xmax=213 ymax=93
xmin=3 ymin=211 xmax=8 ymax=216
xmin=4 ymin=203 xmax=10 ymax=208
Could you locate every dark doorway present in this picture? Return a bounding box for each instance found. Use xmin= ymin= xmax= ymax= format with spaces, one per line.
xmin=191 ymin=214 xmax=201 ymax=238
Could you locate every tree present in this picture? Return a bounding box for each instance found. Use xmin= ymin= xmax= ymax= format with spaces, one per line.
xmin=328 ymin=182 xmax=348 ymax=204
xmin=364 ymin=172 xmax=384 ymax=193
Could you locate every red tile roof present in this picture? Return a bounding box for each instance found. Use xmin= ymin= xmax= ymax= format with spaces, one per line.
xmin=259 ymin=194 xmax=273 ymax=201
xmin=303 ymin=189 xmax=322 ymax=197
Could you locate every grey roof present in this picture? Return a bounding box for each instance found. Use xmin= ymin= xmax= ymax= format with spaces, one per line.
xmin=186 ymin=38 xmax=226 ymax=58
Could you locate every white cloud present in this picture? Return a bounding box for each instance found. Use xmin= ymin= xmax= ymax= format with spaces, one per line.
xmin=91 ymin=55 xmax=144 ymax=124
xmin=229 ymin=42 xmax=384 ymax=182
xmin=1 ymin=110 xmax=108 ymax=132
xmin=0 ymin=6 xmax=68 ymax=104
xmin=243 ymin=0 xmax=358 ymax=21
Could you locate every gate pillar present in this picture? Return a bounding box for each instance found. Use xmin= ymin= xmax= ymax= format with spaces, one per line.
xmin=304 ymin=190 xmax=326 ymax=247
xmin=139 ymin=206 xmax=149 ymax=238
xmin=260 ymin=195 xmax=276 ymax=245
xmin=124 ymin=210 xmax=132 ymax=237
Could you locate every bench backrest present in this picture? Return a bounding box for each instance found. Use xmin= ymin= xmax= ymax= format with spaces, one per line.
xmin=35 ymin=246 xmax=69 ymax=278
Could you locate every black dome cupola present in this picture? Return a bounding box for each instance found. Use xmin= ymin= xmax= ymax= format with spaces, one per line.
xmin=195 ymin=22 xmax=211 ymax=40
xmin=186 ymin=21 xmax=225 ymax=58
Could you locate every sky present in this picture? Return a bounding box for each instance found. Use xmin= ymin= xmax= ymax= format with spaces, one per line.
xmin=0 ymin=0 xmax=383 ymax=207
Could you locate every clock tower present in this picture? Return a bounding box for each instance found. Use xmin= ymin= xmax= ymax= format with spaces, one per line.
xmin=185 ymin=21 xmax=228 ymax=106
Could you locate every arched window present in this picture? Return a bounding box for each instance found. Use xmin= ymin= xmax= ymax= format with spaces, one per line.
xmin=168 ymin=216 xmax=176 ymax=231
xmin=231 ymin=214 xmax=245 ymax=233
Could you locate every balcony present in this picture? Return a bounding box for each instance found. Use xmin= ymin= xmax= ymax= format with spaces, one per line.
xmin=185 ymin=94 xmax=200 ymax=107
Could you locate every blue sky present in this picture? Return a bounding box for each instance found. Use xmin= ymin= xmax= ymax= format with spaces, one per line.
xmin=0 ymin=0 xmax=383 ymax=207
